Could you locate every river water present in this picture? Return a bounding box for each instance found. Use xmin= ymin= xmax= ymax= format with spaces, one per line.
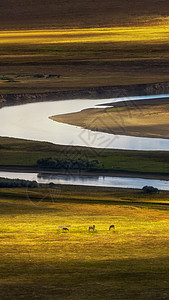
xmin=0 ymin=171 xmax=169 ymax=190
xmin=0 ymin=94 xmax=169 ymax=189
xmin=0 ymin=94 xmax=169 ymax=150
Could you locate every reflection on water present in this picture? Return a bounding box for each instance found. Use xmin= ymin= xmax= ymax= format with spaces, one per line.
xmin=1 ymin=171 xmax=169 ymax=190
xmin=0 ymin=95 xmax=169 ymax=150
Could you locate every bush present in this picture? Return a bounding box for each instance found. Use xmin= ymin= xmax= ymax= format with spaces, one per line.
xmin=37 ymin=158 xmax=101 ymax=171
xmin=142 ymin=185 xmax=159 ymax=194
xmin=0 ymin=177 xmax=38 ymax=188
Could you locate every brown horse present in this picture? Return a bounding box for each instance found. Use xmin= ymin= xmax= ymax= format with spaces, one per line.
xmin=62 ymin=227 xmax=69 ymax=231
xmin=58 ymin=225 xmax=71 ymax=230
xmin=89 ymin=225 xmax=95 ymax=231
xmin=109 ymin=225 xmax=115 ymax=231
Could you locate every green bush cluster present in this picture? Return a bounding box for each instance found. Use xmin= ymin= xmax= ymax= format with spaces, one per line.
xmin=0 ymin=177 xmax=38 ymax=188
xmin=37 ymin=157 xmax=100 ymax=170
xmin=142 ymin=185 xmax=159 ymax=194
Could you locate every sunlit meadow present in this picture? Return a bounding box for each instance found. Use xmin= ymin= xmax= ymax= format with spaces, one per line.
xmin=0 ymin=188 xmax=169 ymax=299
xmin=1 ymin=17 xmax=169 ymax=45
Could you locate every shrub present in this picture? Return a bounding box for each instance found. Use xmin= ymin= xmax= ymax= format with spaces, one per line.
xmin=0 ymin=177 xmax=38 ymax=188
xmin=37 ymin=158 xmax=101 ymax=171
xmin=142 ymin=185 xmax=158 ymax=194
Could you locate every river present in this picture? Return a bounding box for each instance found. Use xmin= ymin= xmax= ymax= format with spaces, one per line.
xmin=0 ymin=94 xmax=169 ymax=190
xmin=0 ymin=171 xmax=169 ymax=190
xmin=0 ymin=94 xmax=169 ymax=150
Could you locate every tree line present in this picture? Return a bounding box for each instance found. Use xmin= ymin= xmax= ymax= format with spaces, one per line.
xmin=0 ymin=177 xmax=38 ymax=188
xmin=36 ymin=157 xmax=101 ymax=171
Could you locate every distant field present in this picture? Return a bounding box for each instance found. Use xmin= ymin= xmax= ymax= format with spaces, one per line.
xmin=0 ymin=186 xmax=169 ymax=299
xmin=0 ymin=3 xmax=169 ymax=93
xmin=1 ymin=20 xmax=169 ymax=44
xmin=0 ymin=0 xmax=169 ymax=29
xmin=1 ymin=18 xmax=169 ymax=93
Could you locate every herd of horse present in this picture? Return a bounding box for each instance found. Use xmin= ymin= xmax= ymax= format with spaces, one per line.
xmin=58 ymin=224 xmax=115 ymax=231
xmin=89 ymin=225 xmax=115 ymax=231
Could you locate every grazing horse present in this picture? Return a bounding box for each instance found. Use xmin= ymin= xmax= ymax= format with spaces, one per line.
xmin=62 ymin=227 xmax=69 ymax=231
xmin=109 ymin=225 xmax=115 ymax=231
xmin=89 ymin=225 xmax=95 ymax=231
xmin=58 ymin=225 xmax=71 ymax=230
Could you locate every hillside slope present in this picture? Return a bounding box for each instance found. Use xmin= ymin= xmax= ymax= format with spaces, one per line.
xmin=0 ymin=0 xmax=168 ymax=29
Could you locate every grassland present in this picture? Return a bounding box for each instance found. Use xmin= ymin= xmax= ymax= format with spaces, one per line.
xmin=1 ymin=18 xmax=169 ymax=95
xmin=1 ymin=21 xmax=169 ymax=44
xmin=1 ymin=136 xmax=169 ymax=177
xmin=1 ymin=0 xmax=169 ymax=30
xmin=0 ymin=186 xmax=169 ymax=299
xmin=1 ymin=2 xmax=169 ymax=299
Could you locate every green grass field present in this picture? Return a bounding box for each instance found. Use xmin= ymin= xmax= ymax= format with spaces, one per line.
xmin=0 ymin=136 xmax=169 ymax=176
xmin=0 ymin=186 xmax=169 ymax=299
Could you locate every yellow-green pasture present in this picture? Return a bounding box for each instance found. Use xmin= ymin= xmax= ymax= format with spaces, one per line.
xmin=1 ymin=18 xmax=169 ymax=45
xmin=1 ymin=18 xmax=169 ymax=93
xmin=0 ymin=186 xmax=169 ymax=299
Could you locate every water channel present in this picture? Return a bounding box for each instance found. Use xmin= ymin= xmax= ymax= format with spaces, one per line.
xmin=0 ymin=171 xmax=169 ymax=190
xmin=0 ymin=94 xmax=169 ymax=150
xmin=0 ymin=94 xmax=169 ymax=189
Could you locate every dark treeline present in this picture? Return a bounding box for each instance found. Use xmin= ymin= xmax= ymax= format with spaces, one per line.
xmin=0 ymin=177 xmax=38 ymax=188
xmin=142 ymin=185 xmax=159 ymax=194
xmin=37 ymin=158 xmax=101 ymax=170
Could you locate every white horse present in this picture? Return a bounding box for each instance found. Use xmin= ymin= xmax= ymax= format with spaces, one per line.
xmin=89 ymin=225 xmax=95 ymax=231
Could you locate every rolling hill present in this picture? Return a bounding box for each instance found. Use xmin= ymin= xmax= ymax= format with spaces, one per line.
xmin=0 ymin=0 xmax=169 ymax=29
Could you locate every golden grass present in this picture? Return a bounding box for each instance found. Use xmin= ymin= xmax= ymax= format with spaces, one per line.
xmin=1 ymin=189 xmax=169 ymax=299
xmin=1 ymin=199 xmax=169 ymax=263
xmin=1 ymin=19 xmax=169 ymax=93
xmin=1 ymin=18 xmax=169 ymax=45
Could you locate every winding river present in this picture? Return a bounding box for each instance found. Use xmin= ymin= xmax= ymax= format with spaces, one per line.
xmin=0 ymin=94 xmax=169 ymax=150
xmin=1 ymin=94 xmax=169 ymax=190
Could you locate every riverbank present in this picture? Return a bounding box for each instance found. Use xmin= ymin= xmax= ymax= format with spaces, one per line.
xmin=51 ymin=96 xmax=169 ymax=139
xmin=0 ymin=81 xmax=169 ymax=109
xmin=0 ymin=137 xmax=169 ymax=179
